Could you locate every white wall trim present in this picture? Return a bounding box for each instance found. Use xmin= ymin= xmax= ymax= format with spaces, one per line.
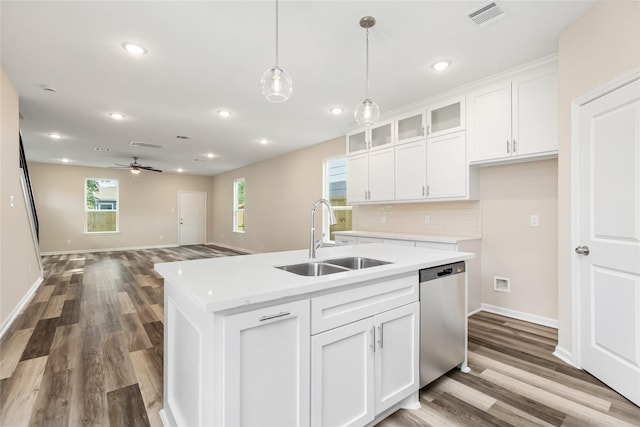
xmin=0 ymin=276 xmax=43 ymax=340
xmin=553 ymin=346 xmax=578 ymax=368
xmin=480 ymin=303 xmax=558 ymax=328
xmin=41 ymin=243 xmax=179 ymax=256
xmin=206 ymin=241 xmax=258 ymax=254
xmin=467 ymin=307 xmax=483 ymax=317
xmin=569 ymin=68 xmax=640 ymax=368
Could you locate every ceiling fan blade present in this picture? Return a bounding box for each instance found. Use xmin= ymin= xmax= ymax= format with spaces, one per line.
xmin=138 ymin=165 xmax=162 ymax=172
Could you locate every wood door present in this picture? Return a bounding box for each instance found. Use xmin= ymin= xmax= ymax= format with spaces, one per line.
xmin=311 ymin=317 xmax=374 ymax=427
xmin=374 ymin=302 xmax=419 ymax=414
xmin=576 ymin=76 xmax=640 ymax=406
xmin=223 ymin=300 xmax=311 ymax=427
xmin=178 ymin=191 xmax=205 ymax=245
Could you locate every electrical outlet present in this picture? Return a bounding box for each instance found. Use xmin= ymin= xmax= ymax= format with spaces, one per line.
xmin=424 ymin=215 xmax=431 ymax=224
xmin=529 ymin=214 xmax=540 ymax=227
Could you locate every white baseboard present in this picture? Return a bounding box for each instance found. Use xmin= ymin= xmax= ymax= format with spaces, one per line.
xmin=41 ymin=244 xmax=179 ymax=256
xmin=553 ymin=345 xmax=578 ymax=368
xmin=467 ymin=307 xmax=483 ymax=317
xmin=206 ymin=241 xmax=258 ymax=254
xmin=0 ymin=275 xmax=44 ymax=340
xmin=480 ymin=303 xmax=558 ymax=328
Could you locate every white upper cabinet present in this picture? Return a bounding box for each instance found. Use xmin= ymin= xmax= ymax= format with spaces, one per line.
xmin=395 ymin=109 xmax=426 ymax=145
xmin=427 ymin=131 xmax=470 ymax=200
xmin=346 ymin=128 xmax=368 ymax=155
xmin=347 ymin=148 xmax=394 ymax=204
xmin=347 ymin=119 xmax=394 ymax=155
xmin=469 ymin=63 xmax=558 ymax=163
xmin=395 ymin=140 xmax=427 ymax=201
xmin=427 ymin=96 xmax=466 ymax=138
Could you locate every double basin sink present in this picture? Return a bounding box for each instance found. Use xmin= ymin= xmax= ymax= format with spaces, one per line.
xmin=276 ymin=256 xmax=392 ymax=277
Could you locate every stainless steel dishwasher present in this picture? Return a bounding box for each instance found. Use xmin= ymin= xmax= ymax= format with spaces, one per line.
xmin=419 ymin=261 xmax=467 ymax=387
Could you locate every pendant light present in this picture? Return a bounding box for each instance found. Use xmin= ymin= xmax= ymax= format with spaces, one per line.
xmin=261 ymin=0 xmax=292 ymax=102
xmin=354 ymin=16 xmax=380 ymax=125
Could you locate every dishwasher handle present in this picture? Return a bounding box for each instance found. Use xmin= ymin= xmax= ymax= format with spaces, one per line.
xmin=437 ymin=268 xmax=453 ymax=277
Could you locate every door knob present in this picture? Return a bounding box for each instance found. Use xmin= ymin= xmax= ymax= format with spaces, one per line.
xmin=575 ymin=245 xmax=590 ymax=255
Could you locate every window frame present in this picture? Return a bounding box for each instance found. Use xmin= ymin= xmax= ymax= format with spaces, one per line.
xmin=322 ymin=156 xmax=352 ymax=242
xmin=233 ymin=177 xmax=245 ymax=233
xmin=84 ymin=178 xmax=119 ymax=234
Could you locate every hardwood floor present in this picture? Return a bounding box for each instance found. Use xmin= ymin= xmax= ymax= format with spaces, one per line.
xmin=1 ymin=245 xmax=639 ymax=426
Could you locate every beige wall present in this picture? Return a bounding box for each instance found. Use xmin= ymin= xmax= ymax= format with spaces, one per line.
xmin=479 ymin=160 xmax=558 ymax=320
xmin=557 ymin=0 xmax=640 ymax=353
xmin=1 ymin=68 xmax=42 ymax=329
xmin=29 ymin=162 xmax=213 ymax=253
xmin=210 ymin=137 xmax=344 ymax=253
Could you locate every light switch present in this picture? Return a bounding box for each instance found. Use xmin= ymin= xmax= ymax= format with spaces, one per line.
xmin=529 ymin=214 xmax=540 ymax=227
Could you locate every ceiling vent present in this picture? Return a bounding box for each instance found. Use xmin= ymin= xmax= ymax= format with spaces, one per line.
xmin=129 ymin=140 xmax=163 ymax=149
xmin=467 ymin=2 xmax=506 ymax=27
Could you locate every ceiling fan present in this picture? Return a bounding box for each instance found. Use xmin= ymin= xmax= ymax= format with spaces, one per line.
xmin=112 ymin=157 xmax=162 ymax=174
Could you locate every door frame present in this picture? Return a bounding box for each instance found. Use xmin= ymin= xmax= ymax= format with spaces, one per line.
xmin=178 ymin=191 xmax=207 ymax=246
xmin=570 ymin=68 xmax=640 ymax=367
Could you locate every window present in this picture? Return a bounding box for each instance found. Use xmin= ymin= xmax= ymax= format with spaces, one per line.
xmin=85 ymin=178 xmax=119 ymax=233
xmin=323 ymin=157 xmax=352 ymax=241
xmin=233 ymin=178 xmax=245 ymax=233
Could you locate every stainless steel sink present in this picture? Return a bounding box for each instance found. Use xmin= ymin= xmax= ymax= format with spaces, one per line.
xmin=275 ymin=262 xmax=349 ymax=276
xmin=276 ymin=257 xmax=392 ymax=276
xmin=324 ymin=256 xmax=392 ymax=270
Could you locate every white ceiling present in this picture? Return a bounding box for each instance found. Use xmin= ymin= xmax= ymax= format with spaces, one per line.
xmin=2 ymin=1 xmax=594 ymax=176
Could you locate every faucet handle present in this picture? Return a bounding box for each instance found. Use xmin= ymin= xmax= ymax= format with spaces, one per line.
xmin=315 ymin=233 xmax=326 ymax=250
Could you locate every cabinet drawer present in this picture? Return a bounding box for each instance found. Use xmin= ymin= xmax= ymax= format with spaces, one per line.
xmin=311 ymin=275 xmax=418 ymax=335
xmin=358 ymin=237 xmax=384 ymax=244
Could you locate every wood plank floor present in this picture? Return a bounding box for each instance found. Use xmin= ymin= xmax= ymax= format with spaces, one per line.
xmin=1 ymin=245 xmax=639 ymax=426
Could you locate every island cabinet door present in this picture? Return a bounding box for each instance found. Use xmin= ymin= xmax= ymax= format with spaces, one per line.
xmin=222 ymin=299 xmax=310 ymax=427
xmin=311 ymin=317 xmax=375 ymax=427
xmin=374 ymin=302 xmax=420 ymax=414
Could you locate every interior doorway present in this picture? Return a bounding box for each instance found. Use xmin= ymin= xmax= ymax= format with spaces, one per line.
xmin=179 ymin=191 xmax=206 ymax=246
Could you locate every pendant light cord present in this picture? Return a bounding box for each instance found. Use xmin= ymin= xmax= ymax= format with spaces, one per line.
xmin=365 ymin=27 xmax=369 ymax=99
xmin=275 ymin=0 xmax=279 ymax=66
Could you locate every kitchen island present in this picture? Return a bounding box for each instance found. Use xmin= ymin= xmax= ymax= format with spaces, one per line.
xmin=155 ymin=243 xmax=474 ymax=427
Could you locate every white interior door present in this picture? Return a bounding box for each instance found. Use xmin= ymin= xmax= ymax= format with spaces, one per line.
xmin=576 ymin=76 xmax=640 ymax=406
xmin=179 ymin=191 xmax=206 ymax=246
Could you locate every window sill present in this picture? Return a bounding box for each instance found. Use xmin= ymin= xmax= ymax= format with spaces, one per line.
xmin=83 ymin=231 xmax=121 ymax=235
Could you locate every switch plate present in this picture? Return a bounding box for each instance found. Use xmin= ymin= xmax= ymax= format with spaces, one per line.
xmin=381 ymin=215 xmax=386 ymax=224
xmin=424 ymin=215 xmax=431 ymax=224
xmin=529 ymin=214 xmax=539 ymax=227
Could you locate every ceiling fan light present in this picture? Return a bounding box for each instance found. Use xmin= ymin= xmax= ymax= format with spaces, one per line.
xmin=261 ymin=66 xmax=292 ymax=103
xmin=354 ymin=99 xmax=380 ymax=125
xmin=131 ymin=168 xmax=141 ymax=175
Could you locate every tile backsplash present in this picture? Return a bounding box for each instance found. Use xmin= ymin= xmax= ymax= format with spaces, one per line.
xmin=352 ymin=201 xmax=481 ymax=237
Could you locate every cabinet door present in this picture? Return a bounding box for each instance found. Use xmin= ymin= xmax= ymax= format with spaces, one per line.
xmin=374 ymin=302 xmax=420 ymax=414
xmin=427 ymin=131 xmax=467 ymax=199
xmin=346 ymin=128 xmax=368 ymax=155
xmin=427 ymin=96 xmax=465 ymax=138
xmin=368 ymin=147 xmax=395 ymax=201
xmin=395 ymin=140 xmax=427 ymax=201
xmin=311 ymin=317 xmax=375 ymax=427
xmin=512 ymin=67 xmax=558 ymax=156
xmin=395 ymin=109 xmax=426 ymax=144
xmin=347 ymin=153 xmax=369 ymax=203
xmin=223 ymin=300 xmax=310 ymax=427
xmin=370 ymin=119 xmax=394 ymax=151
xmin=468 ymin=80 xmax=511 ymax=162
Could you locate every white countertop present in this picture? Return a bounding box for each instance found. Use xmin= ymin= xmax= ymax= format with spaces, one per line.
xmin=155 ymin=243 xmax=474 ymax=313
xmin=333 ymin=230 xmax=481 ymax=243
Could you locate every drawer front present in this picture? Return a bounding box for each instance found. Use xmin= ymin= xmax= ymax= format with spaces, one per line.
xmin=311 ymin=275 xmax=418 ymax=335
xmin=358 ymin=237 xmax=384 ymax=244
xmin=415 ymin=241 xmax=457 ymax=251
xmin=335 ymin=235 xmax=357 ymax=245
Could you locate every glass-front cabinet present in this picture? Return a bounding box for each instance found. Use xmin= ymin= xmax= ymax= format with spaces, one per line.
xmin=427 ymin=96 xmax=465 ymax=138
xmin=346 ymin=119 xmax=394 ymax=155
xmin=395 ymin=109 xmax=426 ymax=145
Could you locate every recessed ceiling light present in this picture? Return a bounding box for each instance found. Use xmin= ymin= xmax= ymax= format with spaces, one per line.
xmin=109 ymin=112 xmax=125 ymax=120
xmin=258 ymin=138 xmax=269 ymax=145
xmin=207 ymin=153 xmax=215 ymax=158
xmin=330 ymin=107 xmax=344 ymax=115
xmin=177 ymin=168 xmax=184 ymax=173
xmin=432 ymin=61 xmax=451 ymax=71
xmin=48 ymin=133 xmax=62 ymax=140
xmin=122 ymin=42 xmax=147 ymax=55
xmin=217 ymin=110 xmax=231 ymax=118
xmin=61 ymin=158 xmax=70 ymax=163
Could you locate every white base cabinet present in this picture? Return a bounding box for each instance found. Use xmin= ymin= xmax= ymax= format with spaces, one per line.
xmin=311 ymin=302 xmax=419 ymax=427
xmin=222 ymin=300 xmax=310 ymax=427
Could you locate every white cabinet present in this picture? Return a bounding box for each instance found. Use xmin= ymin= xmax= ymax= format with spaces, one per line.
xmin=395 ymin=139 xmax=427 ymax=201
xmin=427 ymin=96 xmax=465 ymax=138
xmin=469 ymin=64 xmax=558 ymax=163
xmin=311 ymin=302 xmax=419 ymax=427
xmin=395 ymin=109 xmax=426 ymax=144
xmin=426 ymin=131 xmax=469 ymax=199
xmin=346 ymin=119 xmax=394 ymax=155
xmin=347 ymin=147 xmax=394 ymax=203
xmin=223 ymin=300 xmax=310 ymax=427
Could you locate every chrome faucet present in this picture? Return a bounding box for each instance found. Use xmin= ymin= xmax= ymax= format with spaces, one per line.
xmin=309 ymin=198 xmax=337 ymax=259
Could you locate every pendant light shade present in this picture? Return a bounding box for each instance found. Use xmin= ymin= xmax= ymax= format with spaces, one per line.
xmin=262 ymin=0 xmax=292 ymax=102
xmin=355 ymin=16 xmax=379 ymax=125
